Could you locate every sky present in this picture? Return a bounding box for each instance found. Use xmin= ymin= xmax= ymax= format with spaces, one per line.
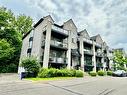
xmin=0 ymin=0 xmax=127 ymax=52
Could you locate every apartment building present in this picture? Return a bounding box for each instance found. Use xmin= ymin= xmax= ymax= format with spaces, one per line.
xmin=18 ymin=15 xmax=113 ymax=73
xmin=78 ymin=30 xmax=112 ymax=72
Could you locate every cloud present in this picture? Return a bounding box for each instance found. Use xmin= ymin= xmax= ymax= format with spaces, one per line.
xmin=1 ymin=0 xmax=127 ymax=52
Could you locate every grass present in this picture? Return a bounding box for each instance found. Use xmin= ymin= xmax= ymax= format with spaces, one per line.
xmin=25 ymin=77 xmax=75 ymax=81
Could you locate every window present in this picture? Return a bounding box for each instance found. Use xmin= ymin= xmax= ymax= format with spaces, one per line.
xmin=27 ymin=48 xmax=32 ymax=57
xmin=29 ymin=37 xmax=33 ymax=42
xmin=27 ymin=48 xmax=31 ymax=53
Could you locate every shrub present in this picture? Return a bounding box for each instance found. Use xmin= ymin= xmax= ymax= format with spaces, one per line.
xmin=107 ymin=71 xmax=113 ymax=76
xmin=70 ymin=69 xmax=76 ymax=77
xmin=56 ymin=69 xmax=62 ymax=77
xmin=97 ymin=70 xmax=105 ymax=76
xmin=21 ymin=57 xmax=41 ymax=77
xmin=61 ymin=69 xmax=73 ymax=77
xmin=0 ymin=64 xmax=17 ymax=73
xmin=37 ymin=68 xmax=84 ymax=78
xmin=89 ymin=71 xmax=97 ymax=76
xmin=48 ymin=68 xmax=58 ymax=77
xmin=75 ymin=70 xmax=84 ymax=77
xmin=38 ymin=68 xmax=49 ymax=78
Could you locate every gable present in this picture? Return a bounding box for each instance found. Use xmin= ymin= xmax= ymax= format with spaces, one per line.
xmin=43 ymin=15 xmax=54 ymax=24
xmin=63 ymin=19 xmax=77 ymax=31
xmin=96 ymin=35 xmax=103 ymax=44
xmin=79 ymin=29 xmax=90 ymax=39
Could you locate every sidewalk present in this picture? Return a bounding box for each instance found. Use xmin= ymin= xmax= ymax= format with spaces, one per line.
xmin=0 ymin=73 xmax=22 ymax=84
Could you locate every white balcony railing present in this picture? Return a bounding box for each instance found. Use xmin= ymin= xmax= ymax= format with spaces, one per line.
xmin=52 ymin=25 xmax=68 ymax=35
xmin=41 ymin=40 xmax=68 ymax=48
xmin=84 ymin=49 xmax=93 ymax=55
xmin=95 ymin=52 xmax=103 ymax=57
xmin=49 ymin=57 xmax=68 ymax=64
xmin=83 ymin=38 xmax=93 ymax=44
xmin=50 ymin=40 xmax=68 ymax=48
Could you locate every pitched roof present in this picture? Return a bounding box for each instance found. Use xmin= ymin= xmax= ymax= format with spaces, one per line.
xmin=33 ymin=18 xmax=44 ymax=28
xmin=22 ymin=18 xmax=44 ymax=39
xmin=54 ymin=23 xmax=63 ymax=28
xmin=90 ymin=35 xmax=98 ymax=40
xmin=63 ymin=19 xmax=77 ymax=29
xmin=23 ymin=15 xmax=54 ymax=39
xmin=78 ymin=29 xmax=90 ymax=38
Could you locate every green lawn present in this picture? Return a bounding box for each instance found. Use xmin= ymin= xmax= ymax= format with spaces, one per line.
xmin=25 ymin=77 xmax=75 ymax=81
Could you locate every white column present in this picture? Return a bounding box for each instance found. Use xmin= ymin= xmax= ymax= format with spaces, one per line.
xmin=67 ymin=31 xmax=71 ymax=69
xmin=79 ymin=37 xmax=84 ymax=71
xmin=43 ymin=21 xmax=52 ymax=68
xmin=92 ymin=41 xmax=96 ymax=72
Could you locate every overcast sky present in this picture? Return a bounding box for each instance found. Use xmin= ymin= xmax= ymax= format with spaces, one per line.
xmin=0 ymin=0 xmax=127 ymax=52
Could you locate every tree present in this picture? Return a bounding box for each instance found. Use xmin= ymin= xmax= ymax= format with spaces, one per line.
xmin=113 ymin=50 xmax=127 ymax=70
xmin=0 ymin=7 xmax=33 ymax=72
xmin=0 ymin=39 xmax=15 ymax=64
xmin=15 ymin=15 xmax=33 ymax=34
xmin=0 ymin=7 xmax=15 ymax=28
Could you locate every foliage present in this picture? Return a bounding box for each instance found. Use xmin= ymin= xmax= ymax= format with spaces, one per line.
xmin=15 ymin=14 xmax=33 ymax=34
xmin=97 ymin=70 xmax=105 ymax=76
xmin=117 ymin=65 xmax=127 ymax=71
xmin=60 ymin=69 xmax=74 ymax=77
xmin=21 ymin=57 xmax=41 ymax=76
xmin=0 ymin=64 xmax=17 ymax=73
xmin=107 ymin=71 xmax=113 ymax=76
xmin=38 ymin=68 xmax=84 ymax=78
xmin=89 ymin=71 xmax=97 ymax=76
xmin=38 ymin=68 xmax=49 ymax=78
xmin=0 ymin=39 xmax=15 ymax=62
xmin=75 ymin=70 xmax=84 ymax=77
xmin=0 ymin=6 xmax=33 ymax=72
xmin=113 ymin=50 xmax=127 ymax=70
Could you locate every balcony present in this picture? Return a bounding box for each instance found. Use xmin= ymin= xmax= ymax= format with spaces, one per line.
xmin=49 ymin=57 xmax=68 ymax=64
xmin=41 ymin=40 xmax=68 ymax=51
xmin=84 ymin=49 xmax=93 ymax=55
xmin=83 ymin=38 xmax=93 ymax=44
xmin=51 ymin=25 xmax=68 ymax=38
xmin=50 ymin=40 xmax=68 ymax=50
xmin=96 ymin=63 xmax=103 ymax=67
xmin=95 ymin=42 xmax=101 ymax=47
xmin=96 ymin=52 xmax=103 ymax=57
xmin=84 ymin=62 xmax=93 ymax=66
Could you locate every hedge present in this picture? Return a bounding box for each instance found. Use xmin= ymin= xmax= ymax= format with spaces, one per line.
xmin=97 ymin=70 xmax=105 ymax=76
xmin=38 ymin=68 xmax=84 ymax=78
xmin=89 ymin=71 xmax=97 ymax=76
xmin=107 ymin=71 xmax=113 ymax=76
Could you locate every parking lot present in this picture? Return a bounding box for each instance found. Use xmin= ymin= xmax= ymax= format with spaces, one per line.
xmin=0 ymin=73 xmax=127 ymax=95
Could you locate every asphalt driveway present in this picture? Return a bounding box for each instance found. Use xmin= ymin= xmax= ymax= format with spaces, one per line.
xmin=0 ymin=74 xmax=127 ymax=95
